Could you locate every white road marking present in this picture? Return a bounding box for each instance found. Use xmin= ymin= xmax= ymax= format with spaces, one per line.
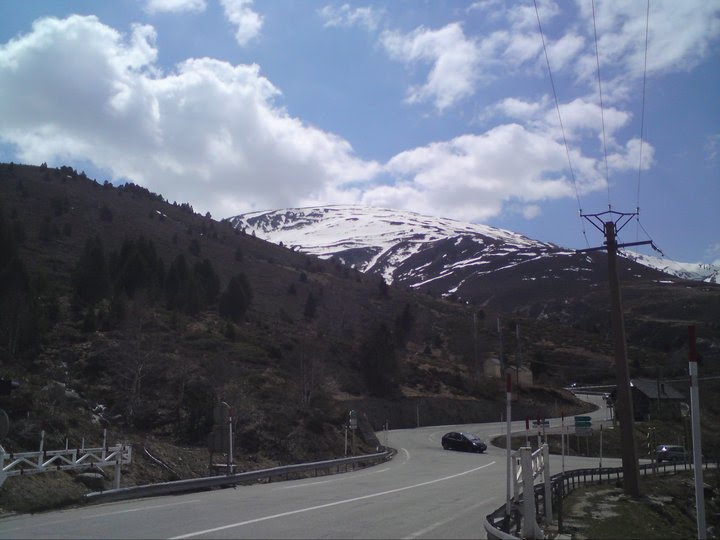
xmin=276 ymin=467 xmax=391 ymax=490
xmin=402 ymin=499 xmax=495 ymax=539
xmin=0 ymin=499 xmax=200 ymax=534
xmin=170 ymin=462 xmax=497 ymax=539
xmin=86 ymin=499 xmax=201 ymax=519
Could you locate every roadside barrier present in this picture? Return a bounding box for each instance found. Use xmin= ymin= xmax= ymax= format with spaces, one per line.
xmin=86 ymin=448 xmax=395 ymax=504
xmin=485 ymin=457 xmax=716 ymax=540
xmin=0 ymin=430 xmax=130 ymax=489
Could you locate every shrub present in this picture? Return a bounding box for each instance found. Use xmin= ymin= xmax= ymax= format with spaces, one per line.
xmin=358 ymin=322 xmax=398 ymax=397
xmin=219 ymin=273 xmax=252 ymax=322
xmin=188 ymin=238 xmax=200 ymax=257
xmin=99 ymin=205 xmax=113 ymax=222
xmin=303 ymin=292 xmax=317 ymax=320
xmin=72 ymin=236 xmax=110 ymax=305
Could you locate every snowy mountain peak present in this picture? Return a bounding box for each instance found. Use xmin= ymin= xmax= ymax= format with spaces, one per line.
xmin=231 ymin=205 xmax=555 ymax=283
xmin=229 ymin=206 xmax=716 ymax=306
xmin=622 ymin=250 xmax=719 ymax=284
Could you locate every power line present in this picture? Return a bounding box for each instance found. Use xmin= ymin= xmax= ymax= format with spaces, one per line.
xmin=588 ymin=0 xmax=661 ymax=258
xmin=592 ymin=0 xmax=611 ymax=210
xmin=533 ymin=0 xmax=589 ymax=247
xmin=636 ymin=0 xmax=650 ymax=241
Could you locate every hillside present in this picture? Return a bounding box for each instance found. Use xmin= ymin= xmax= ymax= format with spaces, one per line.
xmin=234 ymin=206 xmax=720 ymax=368
xmin=1 ymin=163 xmax=718 ymax=503
xmin=0 ymin=163 xmax=595 ymax=495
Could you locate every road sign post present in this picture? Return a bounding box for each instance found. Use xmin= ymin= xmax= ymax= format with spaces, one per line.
xmin=575 ymin=416 xmax=593 ymax=438
xmin=561 ymin=413 xmax=565 ymax=473
xmin=505 ymin=373 xmax=512 ymax=519
xmin=349 ymin=410 xmax=357 ymax=455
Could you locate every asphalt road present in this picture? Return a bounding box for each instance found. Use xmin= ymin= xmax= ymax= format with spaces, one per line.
xmin=0 ymin=395 xmax=617 ymax=539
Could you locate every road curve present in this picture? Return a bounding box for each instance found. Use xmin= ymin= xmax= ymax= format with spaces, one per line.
xmin=0 ymin=402 xmax=618 ymax=539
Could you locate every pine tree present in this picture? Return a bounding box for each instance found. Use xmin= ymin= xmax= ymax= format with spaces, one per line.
xmin=72 ymin=236 xmax=110 ymax=305
xmin=219 ymin=273 xmax=252 ymax=322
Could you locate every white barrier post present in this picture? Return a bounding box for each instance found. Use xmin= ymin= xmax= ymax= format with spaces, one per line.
xmin=114 ymin=446 xmax=122 ymax=489
xmin=520 ymin=447 xmax=537 ymax=539
xmin=561 ymin=419 xmax=565 ymax=474
xmin=543 ymin=444 xmax=552 ymax=522
xmin=38 ymin=430 xmax=45 ymax=466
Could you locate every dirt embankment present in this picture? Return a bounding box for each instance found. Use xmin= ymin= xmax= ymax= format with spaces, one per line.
xmin=344 ymin=387 xmax=593 ymax=430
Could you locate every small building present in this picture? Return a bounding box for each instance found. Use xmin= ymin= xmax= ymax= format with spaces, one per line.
xmin=611 ymin=378 xmax=685 ymax=421
xmin=483 ymin=357 xmax=502 ymax=379
xmin=483 ymin=357 xmax=533 ymax=387
xmin=509 ymin=365 xmax=533 ymax=387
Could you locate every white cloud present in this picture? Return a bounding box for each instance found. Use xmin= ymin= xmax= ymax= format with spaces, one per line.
xmin=319 ymin=4 xmax=381 ymax=31
xmin=546 ymin=32 xmax=585 ymax=71
xmin=606 ymin=137 xmax=654 ymax=172
xmin=502 ymin=32 xmax=542 ymax=65
xmin=0 ymin=15 xmax=377 ymax=218
xmin=705 ymin=134 xmax=720 ymax=162
xmin=585 ymin=0 xmax=720 ymax=76
xmin=380 ymin=23 xmax=481 ymax=111
xmin=506 ymin=0 xmax=559 ymax=32
xmin=220 ymin=0 xmax=263 ymax=46
xmin=552 ymin=99 xmax=631 ymax=142
xmin=706 ymin=243 xmax=720 ymax=264
xmin=572 ymin=0 xmax=720 ymax=103
xmin=376 ymin=124 xmax=583 ymax=222
xmin=494 ymin=97 xmax=549 ymax=120
xmin=144 ymin=0 xmax=206 ymax=14
xmin=522 ymin=204 xmax=542 ymax=219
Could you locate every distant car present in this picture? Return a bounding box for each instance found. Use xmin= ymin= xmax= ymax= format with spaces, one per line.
xmin=441 ymin=432 xmax=487 ymax=453
xmin=655 ymin=444 xmax=688 ymax=463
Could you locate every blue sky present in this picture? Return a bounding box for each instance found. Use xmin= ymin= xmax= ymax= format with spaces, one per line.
xmin=1 ymin=0 xmax=718 ymax=264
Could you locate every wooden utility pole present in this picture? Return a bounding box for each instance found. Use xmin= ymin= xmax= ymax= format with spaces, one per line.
xmin=604 ymin=219 xmax=641 ymax=497
xmin=516 ymin=324 xmax=522 ymax=388
xmin=497 ymin=316 xmax=504 ymax=371
xmin=579 ymin=210 xmax=657 ymax=498
xmin=688 ymin=325 xmax=707 ymax=540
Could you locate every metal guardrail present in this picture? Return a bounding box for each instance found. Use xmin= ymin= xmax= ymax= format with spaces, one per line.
xmin=485 ymin=457 xmax=716 ymax=540
xmin=86 ymin=448 xmax=395 ymax=504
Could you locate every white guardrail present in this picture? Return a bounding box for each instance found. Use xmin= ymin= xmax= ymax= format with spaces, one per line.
xmin=0 ymin=442 xmax=132 ymax=489
xmin=485 ymin=444 xmax=551 ymax=540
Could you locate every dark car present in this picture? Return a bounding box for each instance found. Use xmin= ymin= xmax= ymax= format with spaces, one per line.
xmin=441 ymin=432 xmax=487 ymax=453
xmin=655 ymin=444 xmax=687 ymax=462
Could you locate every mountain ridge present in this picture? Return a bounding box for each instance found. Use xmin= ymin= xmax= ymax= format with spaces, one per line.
xmin=231 ymin=205 xmax=718 ymax=290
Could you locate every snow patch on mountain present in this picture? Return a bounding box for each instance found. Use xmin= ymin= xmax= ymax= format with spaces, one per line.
xmin=231 ymin=205 xmax=555 ymax=284
xmin=229 ymin=205 xmax=714 ymax=296
xmin=622 ymin=250 xmax=719 ymax=284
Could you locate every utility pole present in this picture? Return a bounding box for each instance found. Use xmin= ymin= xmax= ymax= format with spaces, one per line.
xmin=497 ymin=316 xmax=504 ymax=371
xmin=579 ymin=210 xmax=657 ymax=498
xmin=688 ymin=325 xmax=706 ymax=540
xmin=516 ymin=324 xmax=522 ymax=388
xmin=473 ymin=311 xmax=478 ymax=379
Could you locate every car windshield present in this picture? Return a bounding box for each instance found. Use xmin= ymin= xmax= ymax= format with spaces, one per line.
xmin=463 ymin=433 xmax=481 ymax=442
